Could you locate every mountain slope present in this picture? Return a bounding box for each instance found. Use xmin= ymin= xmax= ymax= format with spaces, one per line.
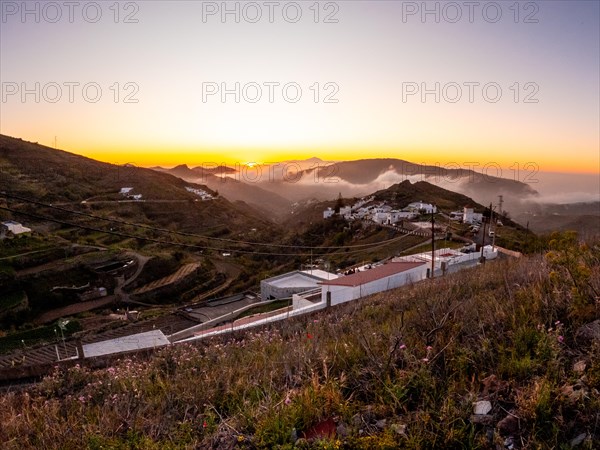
xmin=153 ymin=165 xmax=292 ymax=219
xmin=286 ymin=180 xmax=487 ymax=228
xmin=0 ymin=135 xmax=278 ymax=237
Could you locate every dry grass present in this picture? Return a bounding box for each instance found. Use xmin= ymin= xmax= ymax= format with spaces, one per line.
xmin=1 ymin=233 xmax=598 ymax=449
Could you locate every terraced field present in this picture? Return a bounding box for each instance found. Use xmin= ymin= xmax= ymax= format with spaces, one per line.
xmin=131 ymin=263 xmax=200 ymax=295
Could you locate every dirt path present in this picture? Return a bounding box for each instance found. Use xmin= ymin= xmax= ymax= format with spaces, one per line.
xmin=33 ymin=250 xmax=150 ymax=323
xmin=0 ymin=248 xmax=59 ymax=261
xmin=15 ymin=245 xmax=108 ymax=277
xmin=122 ymin=253 xmax=149 ymax=286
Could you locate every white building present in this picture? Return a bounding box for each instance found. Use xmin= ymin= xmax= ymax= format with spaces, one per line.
xmin=355 ymin=207 xmax=369 ymax=219
xmin=261 ymin=270 xmax=338 ymax=300
xmin=185 ymin=186 xmax=214 ymax=200
xmin=83 ymin=330 xmax=169 ymax=358
xmin=394 ymin=246 xmax=498 ymax=273
xmin=387 ymin=210 xmax=418 ymax=225
xmin=372 ymin=212 xmax=389 ymax=224
xmin=463 ymin=207 xmax=483 ymax=224
xmin=407 ymin=202 xmax=437 ymax=214
xmin=339 ymin=206 xmax=352 ymax=218
xmin=1 ymin=221 xmax=32 ymax=237
xmin=323 ymin=208 xmax=335 ymax=219
xmin=319 ymin=261 xmax=427 ymax=306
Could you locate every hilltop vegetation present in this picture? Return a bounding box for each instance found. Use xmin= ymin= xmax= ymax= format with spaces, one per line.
xmin=1 ymin=232 xmax=598 ymax=449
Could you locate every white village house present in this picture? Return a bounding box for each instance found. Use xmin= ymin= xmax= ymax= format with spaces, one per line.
xmin=463 ymin=207 xmax=484 ymax=224
xmin=407 ymin=201 xmax=437 ymax=214
xmin=323 ymin=208 xmax=335 ymax=219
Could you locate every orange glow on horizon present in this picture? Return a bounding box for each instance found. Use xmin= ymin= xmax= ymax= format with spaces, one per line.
xmin=73 ymin=145 xmax=598 ymax=175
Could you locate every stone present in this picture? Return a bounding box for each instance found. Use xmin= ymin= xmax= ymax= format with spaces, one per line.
xmin=481 ymin=374 xmax=509 ymax=398
xmin=573 ymin=361 xmax=586 ymax=373
xmin=504 ymin=436 xmax=515 ymax=449
xmin=473 ymin=400 xmax=492 ymax=415
xmin=576 ymin=320 xmax=600 ymax=344
xmin=471 ymin=414 xmax=493 ymax=425
xmin=497 ymin=413 xmax=519 ymax=436
xmin=561 ymin=382 xmax=588 ymax=404
xmin=390 ymin=423 xmax=407 ymax=436
xmin=375 ymin=419 xmax=387 ymax=430
xmin=336 ymin=422 xmax=349 ymax=438
xmin=570 ymin=433 xmax=587 ymax=447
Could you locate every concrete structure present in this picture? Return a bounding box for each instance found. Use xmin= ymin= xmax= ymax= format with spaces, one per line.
xmin=1 ymin=221 xmax=32 ymax=237
xmin=82 ymin=330 xmax=169 ymax=358
xmin=292 ymin=288 xmax=321 ymax=310
xmin=261 ymin=270 xmax=338 ymax=300
xmin=319 ymin=261 xmax=427 ymax=306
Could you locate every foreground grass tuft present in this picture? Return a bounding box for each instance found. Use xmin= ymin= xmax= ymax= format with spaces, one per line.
xmin=1 ymin=233 xmax=599 ymax=449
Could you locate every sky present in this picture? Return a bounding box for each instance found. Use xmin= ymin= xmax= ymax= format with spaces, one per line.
xmin=1 ymin=0 xmax=599 ymax=174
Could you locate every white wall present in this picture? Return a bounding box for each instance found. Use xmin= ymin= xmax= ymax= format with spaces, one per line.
xmin=321 ymin=265 xmax=428 ymax=306
xmin=293 ymin=293 xmax=317 ymax=310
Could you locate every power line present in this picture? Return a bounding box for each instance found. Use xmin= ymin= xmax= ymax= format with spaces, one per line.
xmin=0 ymin=204 xmax=422 ymax=258
xmin=0 ymin=192 xmax=412 ymax=250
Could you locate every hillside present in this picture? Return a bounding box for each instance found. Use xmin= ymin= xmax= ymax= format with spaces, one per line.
xmin=0 ymin=135 xmax=278 ymax=240
xmin=286 ymin=180 xmax=487 ymax=228
xmin=1 ymin=233 xmax=598 ymax=449
xmin=513 ymin=202 xmax=600 ymax=240
xmin=0 ymin=136 xmax=289 ymax=337
xmin=153 ymin=165 xmax=292 ymax=219
xmin=0 ymin=136 xmax=203 ymax=203
xmin=372 ymin=180 xmax=484 ymax=212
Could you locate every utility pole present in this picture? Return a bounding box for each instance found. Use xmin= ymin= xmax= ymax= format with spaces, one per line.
xmin=431 ymin=210 xmax=435 ymax=278
xmin=491 ymin=205 xmax=497 ymax=251
xmin=479 ymin=203 xmax=492 ymax=263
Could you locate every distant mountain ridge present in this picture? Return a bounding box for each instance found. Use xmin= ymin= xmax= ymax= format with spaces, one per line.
xmin=153 ymin=157 xmax=540 ymax=219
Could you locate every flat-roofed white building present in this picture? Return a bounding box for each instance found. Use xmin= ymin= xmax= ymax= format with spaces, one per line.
xmin=463 ymin=207 xmax=483 ymax=224
xmin=1 ymin=221 xmax=32 ymax=236
xmin=82 ymin=330 xmax=169 ymax=358
xmin=319 ymin=261 xmax=427 ymax=306
xmin=261 ymin=270 xmax=338 ymax=300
